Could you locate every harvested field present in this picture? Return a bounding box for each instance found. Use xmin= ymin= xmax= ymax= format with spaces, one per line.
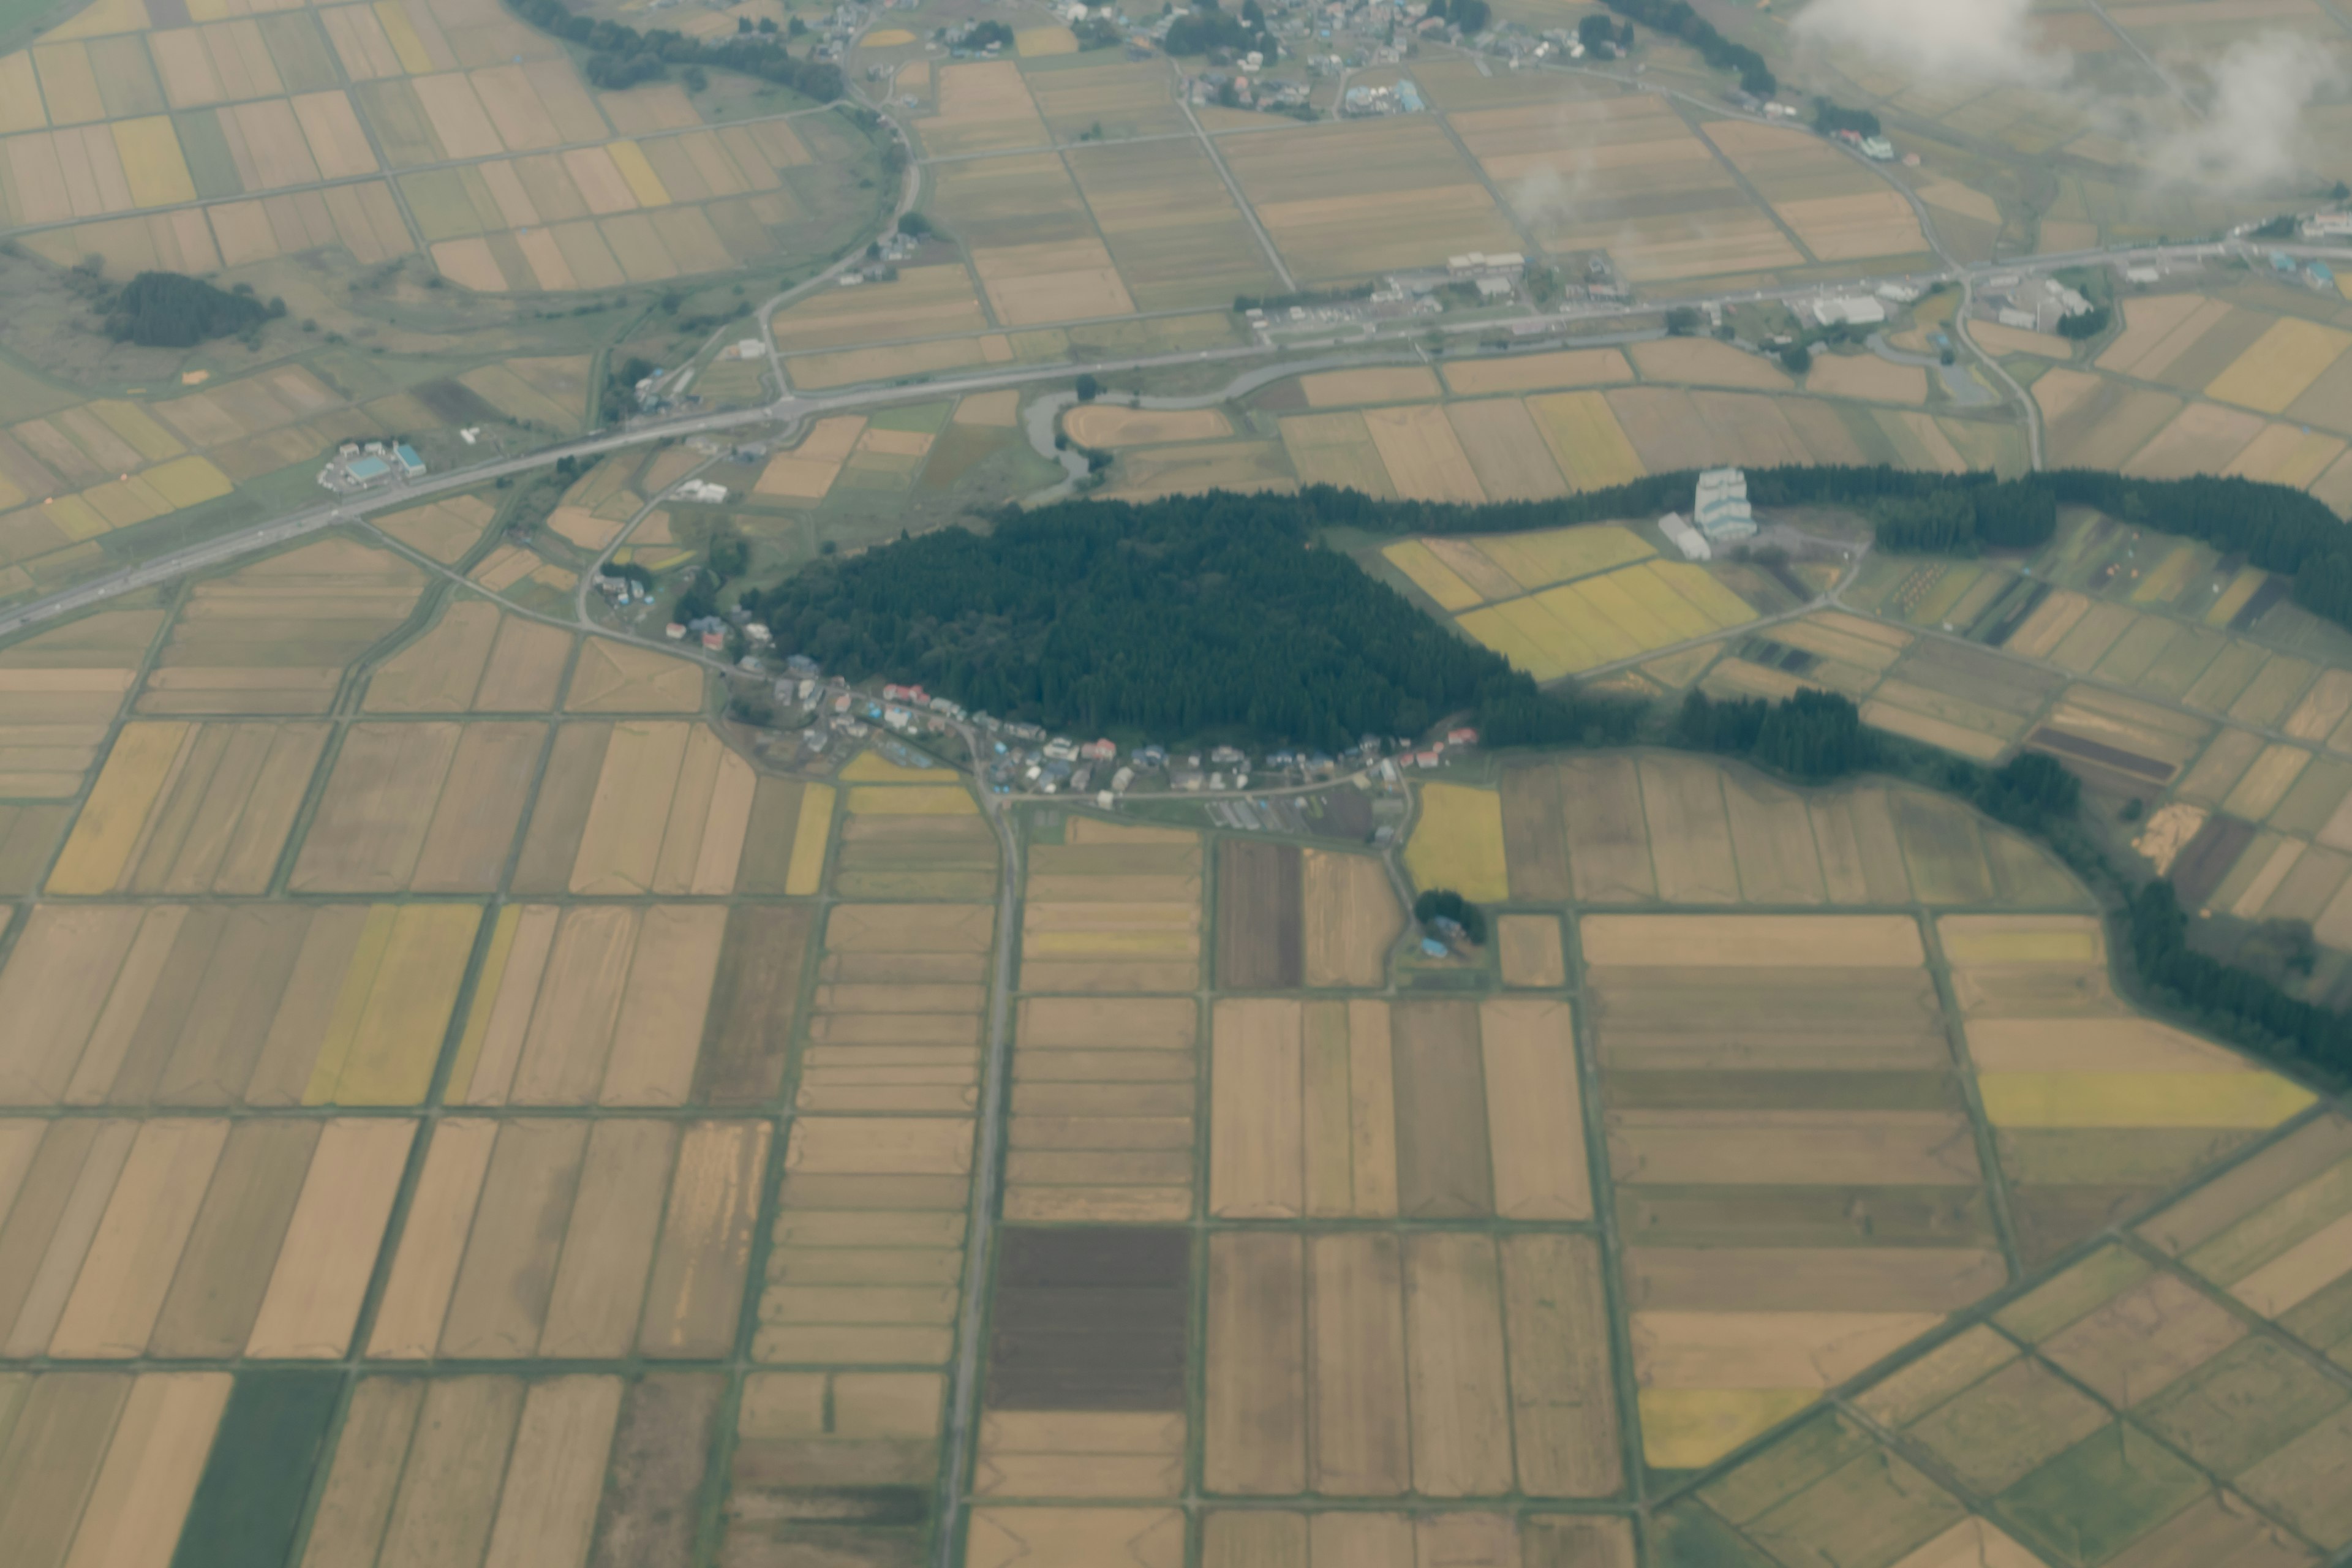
xmin=0 ymin=901 xmax=477 ymax=1110
xmin=371 ymin=1117 xmax=765 ymax=1359
xmin=367 ymin=602 xmax=571 ymax=712
xmin=13 ymin=1114 xmax=412 ymax=1363
xmin=987 ymin=1227 xmax=1188 ymax=1410
xmin=137 ymin=538 xmax=425 ymax=715
xmin=755 ymin=1114 xmax=973 ymax=1366
xmin=1302 ymin=849 xmax=1399 ymax=987
xmin=1298 ymin=366 xmax=1442 ymax=407
xmin=1441 ymin=348 xmax=1632 ymax=397
xmin=529 ymin=721 xmax=753 ymax=897
xmin=1585 ymin=911 xmax=2015 ymax=1468
xmin=1218 ymin=118 xmax=1520 ymax=279
xmin=1216 ymin=839 xmax=1304 ymax=989
xmin=1940 ymin=913 xmax=2313 ymax=1262
xmin=1363 ymin=404 xmax=1486 ymax=502
xmin=1208 ymin=997 xmax=1586 ymax=1222
xmin=1061 ymin=405 xmax=1230 ymax=445
xmin=1007 ymin=996 xmax=1198 ymax=1223
xmin=447 ymin=904 xmax=728 ymax=1106
xmin=1807 ymin=352 xmax=1929 ymax=404
xmin=1631 ymin=337 xmax=1793 ymax=391
xmin=1199 ymin=1226 xmax=1615 ymax=1498
xmin=47 ymin=719 xmax=326 ymax=895
xmin=288 ymin=720 xmax=539 ymax=892
xmin=1498 ymin=914 xmax=1566 ymax=986
xmin=1020 ymin=819 xmax=1202 ymax=993
xmin=801 ymin=891 xmax=992 ymax=1120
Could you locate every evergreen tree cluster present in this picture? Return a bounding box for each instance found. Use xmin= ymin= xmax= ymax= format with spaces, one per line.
xmin=2129 ymin=880 xmax=2352 ymax=1091
xmin=1963 ymin=750 xmax=2079 ymax=834
xmin=2057 ymin=305 xmax=2112 ymax=341
xmin=739 ymin=492 xmax=1578 ymax=746
xmin=503 ymin=0 xmax=842 ymax=99
xmin=1427 ymin=0 xmax=1492 ymax=32
xmin=103 ymin=271 xmax=279 ymax=347
xmin=1412 ymin=889 xmax=1488 ymax=943
xmin=1673 ymin=688 xmax=1874 ymax=781
xmin=1873 ymin=480 xmax=2057 ymax=555
xmin=1164 ymin=0 xmax=1271 ymax=57
xmin=1811 ymin=97 xmax=1881 ymax=138
xmin=1593 ymin=0 xmax=1774 ymax=94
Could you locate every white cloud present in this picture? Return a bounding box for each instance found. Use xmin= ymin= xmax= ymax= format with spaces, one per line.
xmin=2148 ymin=32 xmax=2343 ymax=187
xmin=1791 ymin=0 xmax=2071 ymax=87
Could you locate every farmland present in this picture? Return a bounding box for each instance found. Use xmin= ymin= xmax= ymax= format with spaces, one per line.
xmin=9 ymin=0 xmax=2352 ymax=1556
xmin=2 ymin=506 xmax=2348 ymax=1568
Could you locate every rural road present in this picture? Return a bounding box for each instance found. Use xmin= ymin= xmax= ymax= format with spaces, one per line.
xmin=0 ymin=219 xmax=2335 ymax=647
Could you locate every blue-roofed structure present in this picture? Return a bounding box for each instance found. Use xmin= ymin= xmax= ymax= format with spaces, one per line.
xmin=394 ymin=443 xmax=426 ymax=477
xmin=345 ymin=456 xmax=390 ymax=483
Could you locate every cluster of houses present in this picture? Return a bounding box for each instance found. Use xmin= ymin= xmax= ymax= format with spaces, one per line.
xmin=735 ymin=659 xmax=1481 ymax=803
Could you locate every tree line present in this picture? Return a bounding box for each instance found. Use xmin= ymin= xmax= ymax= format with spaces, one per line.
xmin=1871 ymin=480 xmax=2057 ymax=556
xmin=1283 ymin=464 xmax=2352 ymax=639
xmin=1677 ymin=687 xmax=2347 ymax=1087
xmin=502 ymin=0 xmax=842 ymax=99
xmin=1594 ymin=0 xmax=1774 ymax=95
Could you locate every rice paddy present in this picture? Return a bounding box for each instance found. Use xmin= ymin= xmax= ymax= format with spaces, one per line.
xmin=1 ymin=532 xmax=2340 ymax=1567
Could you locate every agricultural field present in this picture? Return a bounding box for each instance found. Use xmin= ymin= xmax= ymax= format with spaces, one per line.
xmin=2021 ymin=288 xmax=2352 ymax=514
xmin=1071 ymin=346 xmax=2024 ymax=508
xmin=1 ymin=522 xmax=2346 ymax=1568
xmin=0 ymin=0 xmax=889 ymax=293
xmin=0 ymin=0 xmax=897 ymax=610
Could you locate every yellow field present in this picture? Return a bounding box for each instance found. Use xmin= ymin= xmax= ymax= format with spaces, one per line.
xmin=1472 ymin=525 xmax=1654 ymax=592
xmin=1063 ymin=406 xmax=1231 ymax=445
xmin=1382 ymin=540 xmax=1484 ymax=611
xmin=1638 ymin=1389 xmax=1818 ymax=1470
xmin=1527 ymin=391 xmax=1647 ymax=489
xmin=785 ymin=782 xmax=835 ymax=895
xmin=1455 ymin=557 xmax=1754 ymax=679
xmin=1403 ymin=781 xmax=1509 ymax=902
xmin=845 ymin=783 xmax=976 ymax=815
xmin=45 ymin=723 xmax=183 ymax=892
xmin=2205 ymin=317 xmax=2352 ymax=415
xmin=1977 ymin=1073 xmax=2315 ymax=1127
xmin=304 ymin=903 xmax=482 ymax=1106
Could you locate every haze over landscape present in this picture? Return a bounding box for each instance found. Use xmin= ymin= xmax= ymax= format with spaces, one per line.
xmin=1 ymin=0 xmax=2351 ymax=1563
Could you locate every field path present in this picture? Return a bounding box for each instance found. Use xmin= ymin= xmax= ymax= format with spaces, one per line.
xmin=930 ymin=772 xmax=1026 ymax=1568
xmin=1182 ymin=94 xmax=1297 ymax=294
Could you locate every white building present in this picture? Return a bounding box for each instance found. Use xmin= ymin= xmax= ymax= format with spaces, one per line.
xmin=1813 ymin=295 xmax=1888 ymax=328
xmin=1694 ymin=468 xmax=1756 ymax=543
xmin=1658 ymin=511 xmax=1711 ymax=562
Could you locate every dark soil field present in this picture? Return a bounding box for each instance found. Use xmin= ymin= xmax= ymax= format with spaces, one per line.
xmin=986 ymin=1227 xmax=1189 ymax=1410
xmin=1216 ymin=840 xmax=1303 ymax=989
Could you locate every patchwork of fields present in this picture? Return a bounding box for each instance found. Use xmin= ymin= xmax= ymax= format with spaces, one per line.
xmin=0 ymin=0 xmax=886 ymax=293
xmin=0 ymin=530 xmax=2341 ymax=1568
xmin=1065 ymin=345 xmax=2022 ymax=508
xmin=2016 ymin=291 xmax=2352 ymax=515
